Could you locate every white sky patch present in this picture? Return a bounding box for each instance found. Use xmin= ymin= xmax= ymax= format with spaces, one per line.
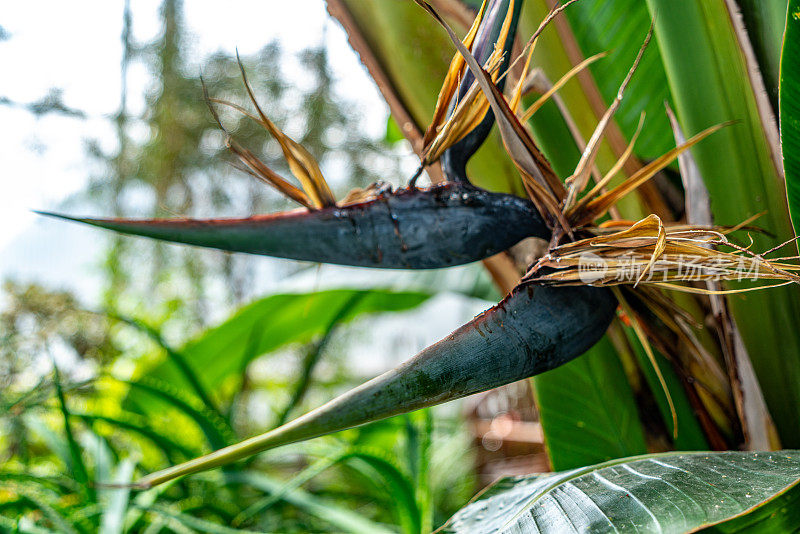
xmin=0 ymin=0 xmax=391 ymax=282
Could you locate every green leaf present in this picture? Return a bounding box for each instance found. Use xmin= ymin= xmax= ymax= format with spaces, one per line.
xmin=345 ymin=449 xmax=420 ymax=534
xmin=738 ymin=0 xmax=789 ymax=111
xmin=441 ymin=450 xmax=800 ymax=533
xmin=143 ymin=504 xmax=263 ymax=534
xmin=781 ymin=1 xmax=800 ymax=236
xmin=52 ymin=366 xmax=90 ymax=491
xmin=408 ymin=410 xmax=433 ymax=534
xmin=83 ymin=431 xmax=114 ymax=492
xmin=522 ymin=97 xmax=582 ymax=179
xmin=623 ymin=328 xmax=710 ymax=451
xmin=275 ymin=291 xmax=368 ymax=426
xmin=136 ymin=289 xmax=429 ymax=397
xmin=0 ymin=515 xmax=52 ymax=534
xmin=385 ymin=115 xmax=405 ymax=145
xmin=229 ymin=470 xmax=395 ymax=534
xmin=232 ymin=454 xmax=343 ymax=525
xmin=22 ymin=414 xmax=74 ymax=476
xmin=98 ymin=459 xmax=135 ymax=534
xmin=234 ymin=445 xmax=419 ymax=533
xmin=708 ymin=475 xmax=800 ymax=533
xmin=645 ymin=0 xmax=800 ymax=447
xmin=533 ymin=336 xmax=647 ymax=471
xmin=125 ymin=377 xmax=235 ymax=450
xmin=0 ymin=473 xmax=80 ymax=494
xmin=562 ymin=0 xmax=676 ymax=160
xmin=110 ymin=312 xmax=221 ymax=420
xmin=7 ymin=489 xmax=80 ymax=534
xmin=75 ymin=412 xmax=197 ymax=461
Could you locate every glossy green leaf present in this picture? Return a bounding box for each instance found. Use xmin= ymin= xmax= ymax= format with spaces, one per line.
xmin=781 ymin=1 xmax=800 ymax=235
xmin=441 ymin=450 xmax=800 ymax=533
xmin=532 ymin=336 xmax=647 ymax=471
xmin=645 ymin=0 xmax=800 ymax=446
xmin=707 ymin=475 xmax=800 ymax=533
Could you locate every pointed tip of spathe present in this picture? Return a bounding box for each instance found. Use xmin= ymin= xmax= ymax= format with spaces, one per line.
xmin=33 ymin=211 xmax=129 ymax=235
xmin=33 ymin=210 xmax=88 ymax=224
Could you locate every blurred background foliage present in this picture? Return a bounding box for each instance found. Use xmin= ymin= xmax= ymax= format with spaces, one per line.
xmin=0 ymin=0 xmax=496 ymax=531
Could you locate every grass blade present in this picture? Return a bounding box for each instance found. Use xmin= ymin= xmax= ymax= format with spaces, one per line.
xmin=275 ymin=292 xmax=367 ymax=426
xmin=51 ymin=364 xmax=91 ymax=496
xmin=229 ymin=471 xmax=395 ymax=534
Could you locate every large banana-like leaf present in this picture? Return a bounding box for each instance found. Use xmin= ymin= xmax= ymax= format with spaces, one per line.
xmin=561 ymin=0 xmax=675 ymax=160
xmin=532 ymin=335 xmax=648 ymax=471
xmin=441 ymin=450 xmax=800 ymax=533
xmin=132 ymin=284 xmax=617 ymax=488
xmin=645 ymin=0 xmax=800 ymax=447
xmin=781 ymin=0 xmax=800 ymax=235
